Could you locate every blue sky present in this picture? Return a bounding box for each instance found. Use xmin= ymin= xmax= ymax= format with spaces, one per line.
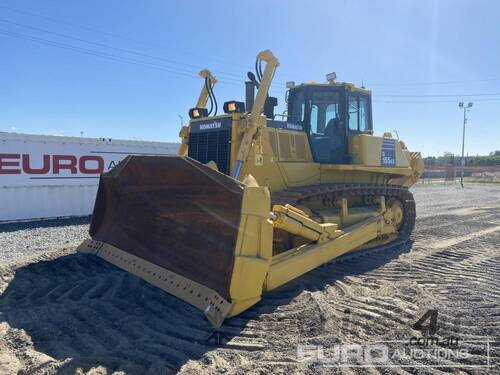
xmin=1 ymin=0 xmax=499 ymax=156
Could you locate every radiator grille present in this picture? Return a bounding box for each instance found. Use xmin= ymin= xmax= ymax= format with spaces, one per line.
xmin=188 ymin=129 xmax=231 ymax=175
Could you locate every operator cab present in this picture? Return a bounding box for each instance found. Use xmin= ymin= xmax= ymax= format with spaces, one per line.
xmin=287 ymin=82 xmax=373 ymax=163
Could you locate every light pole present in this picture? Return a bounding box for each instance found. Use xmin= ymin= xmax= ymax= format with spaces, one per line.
xmin=458 ymin=102 xmax=473 ymax=187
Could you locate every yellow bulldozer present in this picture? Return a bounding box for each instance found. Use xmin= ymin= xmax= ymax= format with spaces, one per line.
xmin=78 ymin=50 xmax=423 ymax=327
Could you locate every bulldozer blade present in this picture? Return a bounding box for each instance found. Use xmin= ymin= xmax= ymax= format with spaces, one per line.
xmin=78 ymin=156 xmax=271 ymax=327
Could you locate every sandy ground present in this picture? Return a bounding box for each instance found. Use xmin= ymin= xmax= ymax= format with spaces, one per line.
xmin=0 ymin=183 xmax=499 ymax=374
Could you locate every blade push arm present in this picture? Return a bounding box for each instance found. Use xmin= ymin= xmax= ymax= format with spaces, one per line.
xmin=233 ymin=50 xmax=279 ymax=178
xmin=178 ymin=69 xmax=217 ymax=156
xmin=250 ymin=50 xmax=279 ymax=120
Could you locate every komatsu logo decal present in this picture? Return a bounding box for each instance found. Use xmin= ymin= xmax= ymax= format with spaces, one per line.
xmin=191 ymin=118 xmax=231 ymax=133
xmin=381 ymin=139 xmax=396 ymax=166
xmin=267 ymin=121 xmax=305 ymax=131
xmin=286 ymin=123 xmax=303 ymax=131
xmin=199 ymin=121 xmax=222 ymax=130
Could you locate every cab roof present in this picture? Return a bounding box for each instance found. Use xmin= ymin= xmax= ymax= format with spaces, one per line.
xmin=291 ymin=82 xmax=371 ymax=95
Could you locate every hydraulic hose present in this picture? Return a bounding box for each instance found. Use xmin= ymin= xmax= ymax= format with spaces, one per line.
xmin=211 ymin=82 xmax=218 ymax=115
xmin=205 ymin=77 xmax=214 ymax=115
xmin=232 ymin=160 xmax=243 ymax=179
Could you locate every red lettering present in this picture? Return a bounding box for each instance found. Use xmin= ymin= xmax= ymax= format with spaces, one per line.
xmin=53 ymin=155 xmax=77 ymax=174
xmin=22 ymin=154 xmax=50 ymax=174
xmin=0 ymin=154 xmax=21 ymax=174
xmin=79 ymin=156 xmax=104 ymax=174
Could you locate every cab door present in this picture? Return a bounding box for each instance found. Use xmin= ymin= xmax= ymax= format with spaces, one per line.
xmin=305 ymin=88 xmax=347 ymax=163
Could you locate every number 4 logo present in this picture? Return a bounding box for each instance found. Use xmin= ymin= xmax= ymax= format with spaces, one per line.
xmin=413 ymin=309 xmax=438 ymax=336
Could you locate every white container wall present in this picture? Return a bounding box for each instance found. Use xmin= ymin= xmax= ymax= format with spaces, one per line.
xmin=0 ymin=132 xmax=179 ymax=222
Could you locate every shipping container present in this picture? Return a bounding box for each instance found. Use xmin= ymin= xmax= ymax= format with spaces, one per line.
xmin=0 ymin=132 xmax=179 ymax=222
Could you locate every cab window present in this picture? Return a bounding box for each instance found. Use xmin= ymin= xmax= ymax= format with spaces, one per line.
xmin=325 ymin=103 xmax=338 ymax=128
xmin=310 ymin=105 xmax=319 ymax=133
xmin=348 ymin=95 xmax=369 ymax=132
xmin=290 ymin=90 xmax=305 ymax=123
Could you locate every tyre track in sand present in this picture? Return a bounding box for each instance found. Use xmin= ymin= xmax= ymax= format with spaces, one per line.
xmin=0 ymin=184 xmax=499 ymax=374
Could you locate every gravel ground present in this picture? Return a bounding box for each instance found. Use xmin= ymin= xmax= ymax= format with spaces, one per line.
xmin=0 ymin=183 xmax=499 ymax=374
xmin=0 ymin=217 xmax=90 ymax=266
